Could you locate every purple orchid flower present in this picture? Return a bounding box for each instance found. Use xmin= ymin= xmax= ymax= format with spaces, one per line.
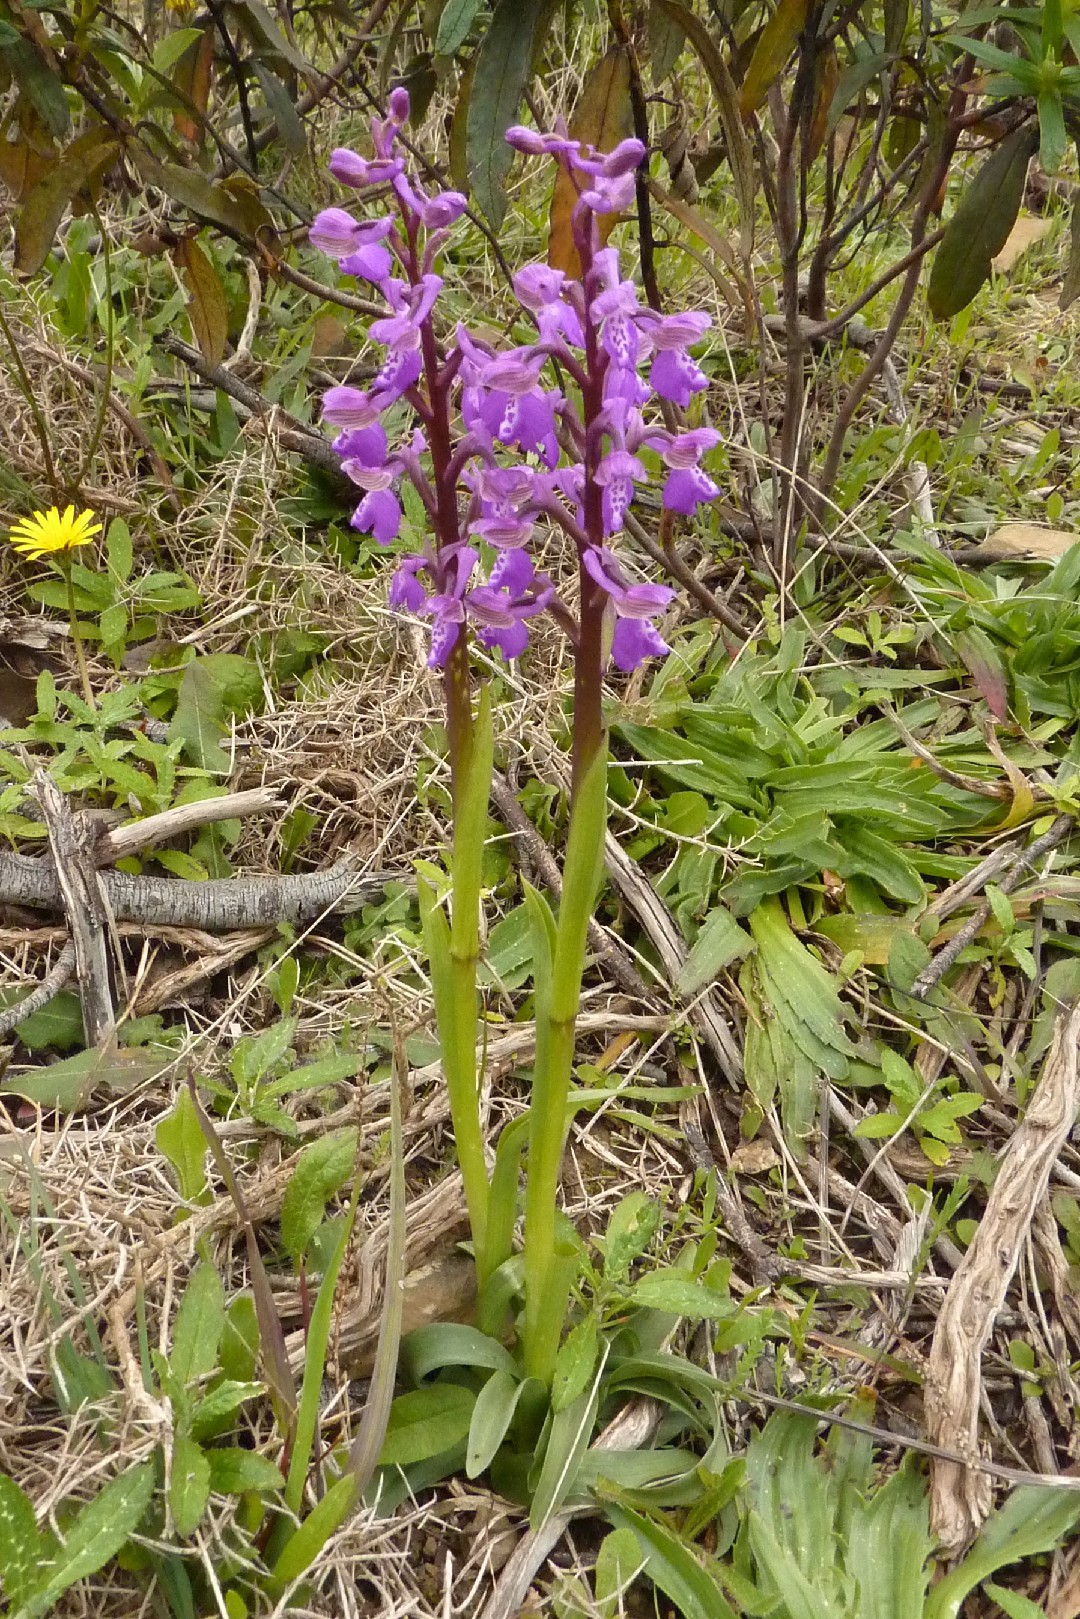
xmin=583 ymin=546 xmax=676 ymax=672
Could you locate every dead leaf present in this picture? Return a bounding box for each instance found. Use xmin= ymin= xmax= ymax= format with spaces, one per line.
xmin=548 ymin=45 xmax=635 ymax=277
xmin=972 ymin=523 xmax=1079 ymax=561
xmin=310 ymin=314 xmax=348 ymax=356
xmin=731 ymin=1138 xmax=780 ymax=1174
xmin=991 ymin=211 xmax=1051 ymax=273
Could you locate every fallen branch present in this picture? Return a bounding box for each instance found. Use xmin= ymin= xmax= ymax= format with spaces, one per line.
xmin=0 ymin=848 xmax=405 ymax=929
xmin=32 ymin=772 xmax=114 ymax=1045
xmin=0 ymin=940 xmax=76 ymax=1040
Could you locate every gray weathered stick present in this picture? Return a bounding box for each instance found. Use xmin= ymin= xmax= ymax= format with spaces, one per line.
xmin=31 ymin=773 xmax=114 ymax=1045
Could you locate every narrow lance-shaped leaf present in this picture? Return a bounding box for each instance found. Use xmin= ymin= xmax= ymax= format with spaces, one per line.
xmin=548 ymin=46 xmax=635 ymax=277
xmin=174 ymin=238 xmax=229 ymax=368
xmin=466 ymin=0 xmax=554 ymax=229
xmin=739 ymin=0 xmax=812 ymax=116
xmin=927 ymin=126 xmax=1038 ymax=320
xmin=655 ymin=0 xmax=756 ymax=253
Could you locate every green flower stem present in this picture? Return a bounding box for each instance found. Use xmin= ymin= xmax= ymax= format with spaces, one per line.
xmin=522 ymin=741 xmax=608 ymax=1384
xmin=60 ymin=557 xmax=95 ymax=710
xmin=421 ymin=685 xmax=493 ymax=1268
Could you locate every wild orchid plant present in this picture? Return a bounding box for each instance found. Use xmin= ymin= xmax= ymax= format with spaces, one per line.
xmin=313 ymin=92 xmax=719 ymax=1384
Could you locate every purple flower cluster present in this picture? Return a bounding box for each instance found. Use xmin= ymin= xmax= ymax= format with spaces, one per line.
xmin=311 ymin=92 xmax=720 ymax=674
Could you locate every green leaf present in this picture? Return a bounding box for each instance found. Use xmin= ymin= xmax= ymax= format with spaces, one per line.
xmin=170 ymin=1435 xmax=210 ymax=1538
xmin=190 ymin=1380 xmax=263 ymax=1441
xmin=170 ymin=1262 xmax=226 ymax=1388
xmin=6 ymin=39 xmax=70 ymax=138
xmin=435 ymin=0 xmax=485 ymax=54
xmin=982 ymin=1582 xmax=1048 ymax=1619
xmin=928 ymin=126 xmax=1039 ymax=320
xmin=168 ymin=653 xmax=263 ymax=774
xmin=401 ymin=1323 xmax=518 ymax=1383
xmin=31 ymin=1462 xmax=155 ymax=1613
xmin=466 ymin=1369 xmax=534 ymax=1478
xmin=677 ymin=907 xmax=754 ymax=998
xmin=280 ymin=1129 xmax=358 ymax=1270
xmin=5 ymin=987 xmax=83 ymax=1051
xmin=378 ymin=1386 xmax=477 ymax=1469
xmin=206 ymin=1447 xmax=283 ymax=1496
xmin=271 ymin=1474 xmax=356 ymax=1586
xmin=465 ymin=0 xmax=552 ymax=228
xmin=739 ymin=0 xmax=812 ymax=115
xmin=0 ymin=1472 xmax=47 ymax=1611
xmin=604 ymin=1502 xmax=739 ymax=1619
xmin=250 ymin=60 xmax=306 ymax=157
xmin=595 ymin=1526 xmax=645 ymax=1617
xmin=926 ymin=1487 xmax=1080 ymax=1619
xmin=552 ymin=1313 xmax=599 ymax=1415
xmin=219 ymin=1296 xmax=260 ymax=1384
xmin=0 ymin=1045 xmax=163 ymax=1112
xmin=105 ymin=519 xmax=133 ymax=582
xmin=603 ymin=1192 xmax=661 ymax=1283
xmin=530 ymin=1376 xmax=602 ymax=1529
xmin=154 ymin=26 xmax=205 ymax=72
xmin=155 ymin=1087 xmax=210 ymax=1206
xmin=629 ymin=1270 xmax=734 ymax=1321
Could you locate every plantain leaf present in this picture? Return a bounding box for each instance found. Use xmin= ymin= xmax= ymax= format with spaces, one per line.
xmin=927 ymin=126 xmax=1038 ymax=320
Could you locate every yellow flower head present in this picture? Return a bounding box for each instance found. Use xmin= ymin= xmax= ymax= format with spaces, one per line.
xmin=8 ymin=506 xmax=102 ymax=562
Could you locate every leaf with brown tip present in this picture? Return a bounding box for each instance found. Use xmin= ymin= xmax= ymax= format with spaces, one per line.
xmin=14 ymin=131 xmax=120 ymax=276
xmin=547 ymin=45 xmax=634 ymax=277
xmin=739 ymin=0 xmax=812 ymax=118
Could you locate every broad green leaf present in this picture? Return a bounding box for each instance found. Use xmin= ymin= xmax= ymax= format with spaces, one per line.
xmin=928 ymin=127 xmax=1038 ymax=320
xmin=153 ymin=27 xmax=205 ymax=73
xmin=926 ymin=1486 xmax=1080 ymax=1619
xmin=6 ymin=988 xmax=83 ymax=1052
xmin=32 ymin=1462 xmax=155 ymax=1612
xmin=0 ymin=1045 xmax=163 ymax=1112
xmin=629 ymin=1270 xmax=734 ymax=1321
xmin=132 ymin=151 xmax=277 ymax=243
xmin=677 ymin=907 xmax=754 ymax=998
xmin=845 ymin=1457 xmax=932 ymax=1619
xmin=466 ymin=1370 xmax=534 ymax=1479
xmin=190 ymin=1380 xmax=263 ymax=1441
xmin=748 ymin=1507 xmax=847 ymax=1619
xmin=250 ymin=60 xmax=306 ymax=157
xmin=168 ymin=653 xmax=263 ymax=774
xmin=170 ymin=1435 xmax=210 ymax=1538
xmin=105 ymin=519 xmax=133 ymax=582
xmin=604 ymin=1502 xmax=739 ymax=1619
xmin=435 ymin=0 xmax=485 ymax=54
xmin=401 ymin=1323 xmax=517 ymax=1383
xmin=0 ymin=1473 xmax=47 ymax=1610
xmin=280 ymin=1129 xmax=358 ymax=1270
xmin=603 ymin=1192 xmax=661 ymax=1283
xmin=465 ymin=0 xmax=553 ymax=229
xmin=595 ymin=1527 xmax=645 ymax=1617
xmin=206 ymin=1448 xmax=284 ymax=1495
xmin=170 ymin=1262 xmax=226 ymax=1388
xmin=552 ymin=1313 xmax=599 ymax=1415
xmin=219 ymin=1296 xmax=260 ymax=1384
xmin=378 ymin=1385 xmax=476 ymax=1469
xmin=155 ymin=1087 xmax=211 ymax=1206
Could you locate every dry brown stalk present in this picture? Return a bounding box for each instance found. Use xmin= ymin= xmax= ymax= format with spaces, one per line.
xmin=925 ymin=999 xmax=1080 ymax=1549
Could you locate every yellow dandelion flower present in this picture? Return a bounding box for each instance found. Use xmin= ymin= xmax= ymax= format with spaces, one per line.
xmin=8 ymin=506 xmax=103 ymax=562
